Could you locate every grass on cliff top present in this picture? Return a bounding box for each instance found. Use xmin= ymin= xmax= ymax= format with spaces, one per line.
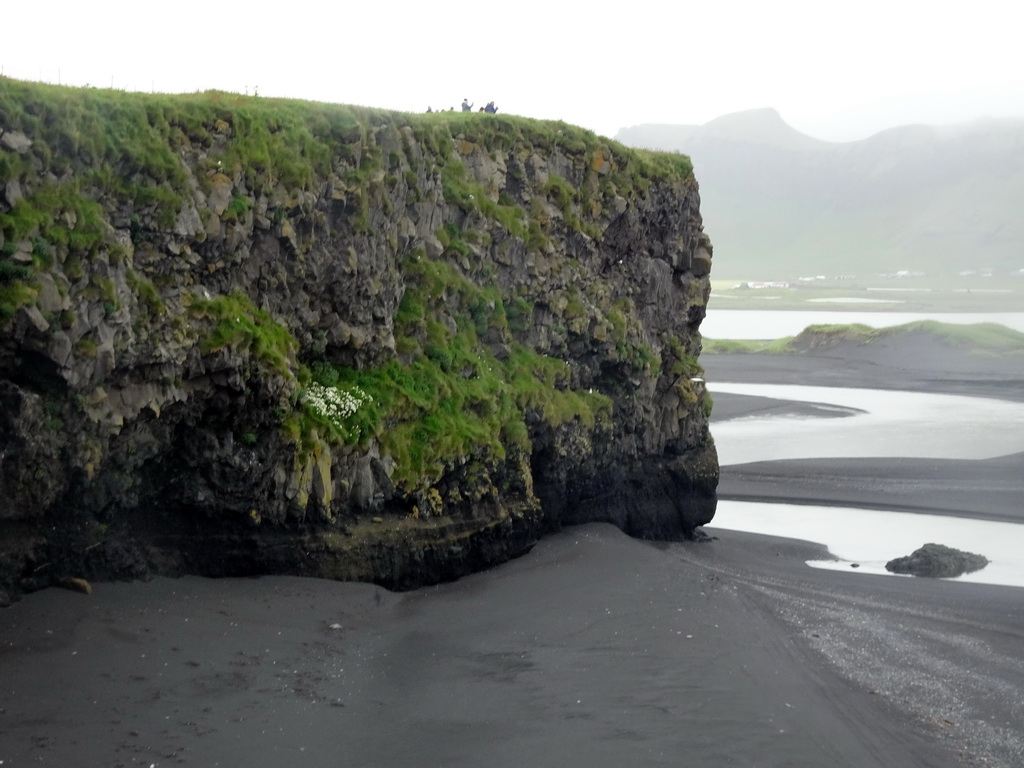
xmin=702 ymin=320 xmax=1024 ymax=357
xmin=0 ymin=77 xmax=371 ymax=187
xmin=1 ymin=77 xmax=692 ymax=193
xmin=418 ymin=110 xmax=693 ymax=181
xmin=1 ymin=77 xmax=692 ymax=323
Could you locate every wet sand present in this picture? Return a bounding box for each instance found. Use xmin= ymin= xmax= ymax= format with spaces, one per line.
xmin=2 ymin=343 xmax=1023 ymax=767
xmin=704 ymin=341 xmax=1024 ymax=403
xmin=716 ymin=453 xmax=1024 ymax=524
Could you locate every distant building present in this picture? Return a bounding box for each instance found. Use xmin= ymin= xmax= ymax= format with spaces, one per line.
xmin=735 ymin=281 xmax=791 ymax=290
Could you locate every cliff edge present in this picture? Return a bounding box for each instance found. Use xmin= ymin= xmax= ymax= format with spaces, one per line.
xmin=0 ymin=79 xmax=716 ymax=604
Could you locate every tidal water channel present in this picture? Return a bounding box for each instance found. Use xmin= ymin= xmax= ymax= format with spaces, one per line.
xmin=707 ymin=383 xmax=1024 ymax=588
xmin=702 ymin=310 xmax=1024 ymax=589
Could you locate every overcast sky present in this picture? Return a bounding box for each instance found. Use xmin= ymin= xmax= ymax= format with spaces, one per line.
xmin=4 ymin=0 xmax=1022 ymax=142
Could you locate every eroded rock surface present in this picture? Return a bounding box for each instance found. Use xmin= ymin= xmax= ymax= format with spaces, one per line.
xmin=0 ymin=81 xmax=717 ymax=603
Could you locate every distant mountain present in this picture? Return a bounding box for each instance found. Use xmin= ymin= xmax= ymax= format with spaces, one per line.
xmin=617 ymin=109 xmax=1024 ymax=279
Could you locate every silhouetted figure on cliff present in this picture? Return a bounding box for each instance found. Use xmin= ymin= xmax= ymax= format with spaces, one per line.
xmin=461 ymin=98 xmax=473 ymax=112
xmin=484 ymin=101 xmax=498 ymax=114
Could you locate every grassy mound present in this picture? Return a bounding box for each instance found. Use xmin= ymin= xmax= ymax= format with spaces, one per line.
xmin=702 ymin=320 xmax=1024 ymax=358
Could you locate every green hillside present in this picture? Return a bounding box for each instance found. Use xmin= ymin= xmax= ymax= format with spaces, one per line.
xmin=703 ymin=320 xmax=1024 ymax=357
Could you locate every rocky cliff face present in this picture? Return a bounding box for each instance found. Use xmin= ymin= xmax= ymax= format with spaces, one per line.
xmin=0 ymin=78 xmax=716 ymax=605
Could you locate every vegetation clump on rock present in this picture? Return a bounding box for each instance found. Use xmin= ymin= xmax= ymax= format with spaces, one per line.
xmin=885 ymin=543 xmax=989 ymax=579
xmin=0 ymin=77 xmax=716 ymax=603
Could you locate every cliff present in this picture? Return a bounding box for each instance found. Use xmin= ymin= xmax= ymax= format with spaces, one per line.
xmin=0 ymin=78 xmax=717 ymax=605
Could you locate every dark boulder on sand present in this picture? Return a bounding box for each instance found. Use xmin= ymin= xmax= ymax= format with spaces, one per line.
xmin=885 ymin=543 xmax=989 ymax=578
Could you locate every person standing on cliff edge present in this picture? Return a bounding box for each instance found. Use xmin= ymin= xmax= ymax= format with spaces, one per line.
xmin=461 ymin=98 xmax=473 ymax=112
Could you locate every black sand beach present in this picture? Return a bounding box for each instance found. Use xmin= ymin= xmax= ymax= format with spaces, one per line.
xmin=2 ymin=341 xmax=1023 ymax=767
xmin=3 ymin=524 xmax=1021 ymax=768
xmin=4 ymin=525 xmax=1009 ymax=768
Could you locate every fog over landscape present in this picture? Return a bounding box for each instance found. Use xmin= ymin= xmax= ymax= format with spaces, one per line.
xmin=4 ymin=0 xmax=1023 ymax=142
xmin=9 ymin=1 xmax=1021 ymax=294
xmin=5 ymin=3 xmax=1024 ymax=766
xmin=616 ymin=109 xmax=1024 ymax=283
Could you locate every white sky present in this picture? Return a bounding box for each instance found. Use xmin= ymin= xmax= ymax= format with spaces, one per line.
xmin=4 ymin=0 xmax=1023 ymax=141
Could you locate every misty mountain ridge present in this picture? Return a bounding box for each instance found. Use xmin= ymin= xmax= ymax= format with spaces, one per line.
xmin=616 ymin=110 xmax=1024 ymax=279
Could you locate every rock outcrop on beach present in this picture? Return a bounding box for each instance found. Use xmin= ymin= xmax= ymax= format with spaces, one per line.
xmin=885 ymin=543 xmax=989 ymax=579
xmin=0 ymin=78 xmax=717 ymax=603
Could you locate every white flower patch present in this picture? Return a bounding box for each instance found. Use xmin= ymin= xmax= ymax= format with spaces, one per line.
xmin=304 ymin=382 xmax=368 ymax=427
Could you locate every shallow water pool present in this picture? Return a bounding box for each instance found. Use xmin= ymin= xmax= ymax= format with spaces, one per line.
xmin=709 ymin=383 xmax=1024 ymax=465
xmin=711 ymin=501 xmax=1024 ymax=589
